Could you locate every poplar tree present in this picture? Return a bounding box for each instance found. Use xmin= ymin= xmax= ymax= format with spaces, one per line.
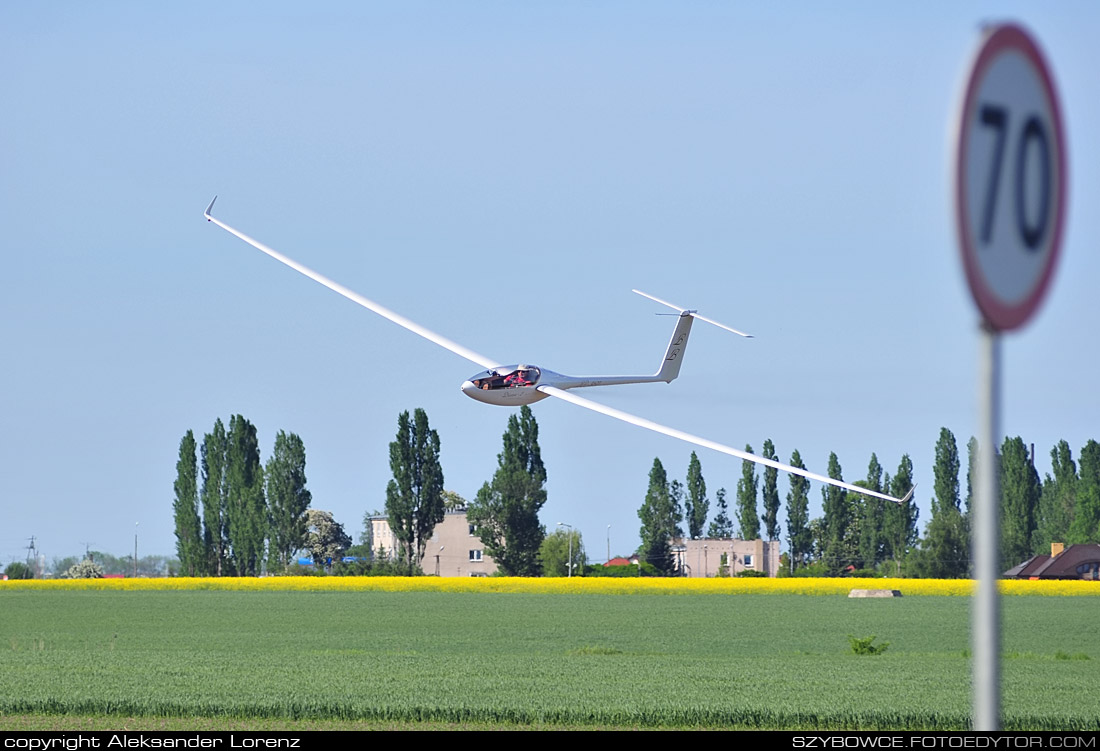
xmin=1033 ymin=440 xmax=1076 ymax=554
xmin=200 ymin=419 xmax=229 ymax=576
xmin=468 ymin=406 xmax=547 ymax=576
xmin=761 ymin=439 xmax=781 ymax=541
xmin=1069 ymin=440 xmax=1100 ymax=544
xmin=882 ymin=454 xmax=918 ymax=575
xmin=669 ymin=479 xmax=685 ymax=538
xmin=172 ymin=430 xmax=203 ymax=576
xmin=265 ymin=431 xmax=312 ymax=571
xmin=1000 ymin=436 xmax=1040 ymax=570
xmin=707 ymin=487 xmax=732 ymax=538
xmin=736 ymin=445 xmax=760 ymax=540
xmin=820 ymin=453 xmax=851 ymax=575
xmin=226 ymin=414 xmax=266 ymax=576
xmin=685 ymin=452 xmax=708 ymax=539
xmin=858 ymin=453 xmax=886 ymax=571
xmin=637 ymin=457 xmax=680 ymax=574
xmin=786 ymin=450 xmax=811 ymax=571
xmin=385 ymin=409 xmax=445 ymax=573
xmin=935 ymin=429 xmax=961 ymax=517
xmin=914 ymin=429 xmax=968 ymax=578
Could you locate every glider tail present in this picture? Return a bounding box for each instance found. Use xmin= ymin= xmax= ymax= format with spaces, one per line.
xmin=656 ymin=312 xmax=695 ymax=383
xmin=633 ymin=289 xmax=752 ymax=383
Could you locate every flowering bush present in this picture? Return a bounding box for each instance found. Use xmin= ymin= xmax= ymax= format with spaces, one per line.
xmin=62 ymin=559 xmax=104 ymax=579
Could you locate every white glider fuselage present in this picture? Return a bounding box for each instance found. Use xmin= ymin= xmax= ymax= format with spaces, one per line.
xmin=459 ymin=366 xmax=661 ymax=406
xmin=460 ymin=312 xmax=694 ymax=406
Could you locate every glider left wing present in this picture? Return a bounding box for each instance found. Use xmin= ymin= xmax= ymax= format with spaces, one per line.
xmin=204 ymin=197 xmax=501 ymax=371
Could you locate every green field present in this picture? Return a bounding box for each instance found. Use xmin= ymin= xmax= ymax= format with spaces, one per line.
xmin=1 ymin=591 xmax=1095 ymax=730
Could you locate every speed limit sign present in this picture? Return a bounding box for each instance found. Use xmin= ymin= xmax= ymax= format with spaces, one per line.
xmin=955 ymin=24 xmax=1067 ymax=331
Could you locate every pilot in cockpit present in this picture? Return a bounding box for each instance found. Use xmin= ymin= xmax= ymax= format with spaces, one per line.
xmin=505 ymin=366 xmax=532 ymax=387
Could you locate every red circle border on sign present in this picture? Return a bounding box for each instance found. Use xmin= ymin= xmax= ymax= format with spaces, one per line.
xmin=954 ymin=23 xmax=1067 ymax=332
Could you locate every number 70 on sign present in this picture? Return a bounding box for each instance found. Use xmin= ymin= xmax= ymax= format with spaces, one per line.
xmin=955 ymin=23 xmax=1067 ymax=332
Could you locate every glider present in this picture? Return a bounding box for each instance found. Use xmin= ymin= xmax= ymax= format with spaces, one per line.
xmin=204 ymin=197 xmax=912 ymax=505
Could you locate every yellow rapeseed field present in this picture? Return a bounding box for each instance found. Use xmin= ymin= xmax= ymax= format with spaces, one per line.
xmin=2 ymin=576 xmax=1096 ymax=595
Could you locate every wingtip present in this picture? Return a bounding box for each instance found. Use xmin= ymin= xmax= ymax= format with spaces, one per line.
xmin=633 ymin=289 xmax=686 ymax=313
xmin=204 ymin=195 xmax=217 ymax=220
xmin=692 ymin=312 xmax=753 ymax=339
xmin=901 ymin=485 xmax=916 ymax=504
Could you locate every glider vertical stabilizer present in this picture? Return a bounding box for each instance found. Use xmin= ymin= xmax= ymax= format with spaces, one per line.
xmin=655 ymin=312 xmax=695 ymax=383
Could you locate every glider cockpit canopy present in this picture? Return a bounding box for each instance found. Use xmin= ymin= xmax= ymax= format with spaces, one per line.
xmin=468 ymin=365 xmax=542 ymax=391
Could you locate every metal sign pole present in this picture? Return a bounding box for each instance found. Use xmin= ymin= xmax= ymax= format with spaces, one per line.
xmin=973 ymin=323 xmax=1001 ymax=730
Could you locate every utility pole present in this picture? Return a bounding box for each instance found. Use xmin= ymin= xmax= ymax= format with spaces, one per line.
xmin=25 ymin=537 xmax=39 ymax=577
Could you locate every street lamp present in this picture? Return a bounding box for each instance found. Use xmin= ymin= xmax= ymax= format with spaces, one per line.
xmin=606 ymin=524 xmax=611 ymax=564
xmin=436 ymin=546 xmax=444 ymax=577
xmin=133 ymin=522 xmax=139 ymax=578
xmin=557 ymin=522 xmax=573 ymax=578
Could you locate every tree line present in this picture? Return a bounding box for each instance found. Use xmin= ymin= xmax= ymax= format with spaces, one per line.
xmin=636 ymin=428 xmax=1100 ymax=577
xmin=3 ymin=553 xmax=176 ymax=580
xmin=171 ymin=407 xmax=551 ymax=577
xmin=172 ymin=410 xmax=1097 ymax=578
xmin=173 ymin=416 xmax=317 ymax=576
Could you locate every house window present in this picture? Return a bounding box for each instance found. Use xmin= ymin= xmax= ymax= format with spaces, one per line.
xmin=469 ymin=550 xmax=483 ymax=562
xmin=468 ymin=524 xmax=477 ymax=536
xmin=1076 ymin=562 xmax=1099 ymax=579
xmin=743 ymin=554 xmax=754 ymax=567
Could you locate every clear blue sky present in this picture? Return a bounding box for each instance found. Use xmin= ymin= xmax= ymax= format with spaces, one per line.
xmin=2 ymin=2 xmax=1098 ymax=568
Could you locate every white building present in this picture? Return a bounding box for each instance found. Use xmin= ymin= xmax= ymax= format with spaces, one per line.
xmin=673 ymin=537 xmax=782 ymax=577
xmin=370 ymin=509 xmax=498 ymax=577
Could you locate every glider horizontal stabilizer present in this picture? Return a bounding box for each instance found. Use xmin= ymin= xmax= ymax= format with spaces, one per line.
xmin=633 ymin=289 xmax=753 ymax=338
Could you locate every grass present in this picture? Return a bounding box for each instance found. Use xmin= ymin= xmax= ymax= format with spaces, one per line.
xmin=0 ymin=589 xmax=1095 ymax=730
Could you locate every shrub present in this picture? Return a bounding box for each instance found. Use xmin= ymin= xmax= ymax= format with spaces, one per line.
xmin=4 ymin=562 xmax=34 ymax=580
xmin=329 ymin=558 xmax=422 ymax=577
xmin=791 ymin=562 xmax=830 ymax=577
xmin=716 ymin=553 xmax=730 ymax=578
xmin=584 ymin=562 xmax=660 ymax=578
xmin=569 ymin=645 xmax=624 ymax=656
xmin=848 ymin=634 xmax=890 ymax=656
